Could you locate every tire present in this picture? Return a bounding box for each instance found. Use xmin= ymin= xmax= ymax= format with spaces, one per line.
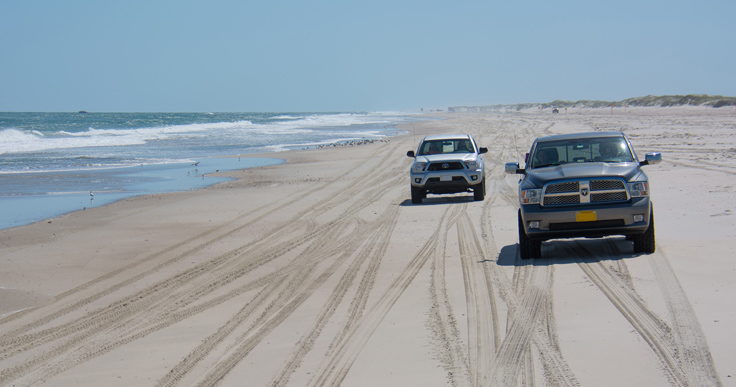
xmin=633 ymin=209 xmax=655 ymax=254
xmin=473 ymin=178 xmax=486 ymax=201
xmin=518 ymin=211 xmax=541 ymax=259
xmin=411 ymin=186 xmax=425 ymax=204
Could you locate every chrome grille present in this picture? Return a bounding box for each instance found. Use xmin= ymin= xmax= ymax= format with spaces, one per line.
xmin=542 ymin=178 xmax=629 ymax=206
xmin=545 ymin=181 xmax=579 ymax=193
xmin=591 ymin=192 xmax=628 ymax=202
xmin=544 ymin=195 xmax=580 ymax=206
xmin=590 ymin=179 xmax=625 ymax=191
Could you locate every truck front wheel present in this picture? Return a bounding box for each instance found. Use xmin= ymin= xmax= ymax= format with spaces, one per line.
xmin=411 ymin=186 xmax=425 ymax=204
xmin=633 ymin=209 xmax=655 ymax=254
xmin=518 ymin=211 xmax=541 ymax=259
xmin=473 ymin=178 xmax=486 ymax=201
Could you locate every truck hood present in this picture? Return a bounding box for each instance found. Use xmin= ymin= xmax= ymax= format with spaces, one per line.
xmin=525 ymin=162 xmax=642 ymax=186
xmin=416 ymin=153 xmax=478 ymax=163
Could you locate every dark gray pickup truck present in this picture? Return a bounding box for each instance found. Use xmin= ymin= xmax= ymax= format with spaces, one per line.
xmin=505 ymin=131 xmax=661 ymax=259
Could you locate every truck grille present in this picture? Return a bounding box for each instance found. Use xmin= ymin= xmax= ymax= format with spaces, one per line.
xmin=544 ymin=195 xmax=580 ymax=206
xmin=591 ymin=192 xmax=628 ymax=202
xmin=427 ymin=162 xmax=465 ymax=171
xmin=590 ymin=180 xmax=625 ymax=190
xmin=542 ymin=178 xmax=629 ymax=206
xmin=545 ymin=181 xmax=579 ymax=193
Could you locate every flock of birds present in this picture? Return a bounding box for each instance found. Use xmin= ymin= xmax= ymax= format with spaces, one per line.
xmin=87 ymin=160 xmax=206 ymax=202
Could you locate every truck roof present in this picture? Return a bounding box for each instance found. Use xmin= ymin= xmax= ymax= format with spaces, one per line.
xmin=535 ymin=131 xmax=624 ymax=143
xmin=422 ymin=134 xmax=472 ymax=141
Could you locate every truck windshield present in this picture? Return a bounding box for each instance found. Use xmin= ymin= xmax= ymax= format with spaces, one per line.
xmin=531 ymin=138 xmax=634 ymax=168
xmin=418 ymin=139 xmax=474 ymax=155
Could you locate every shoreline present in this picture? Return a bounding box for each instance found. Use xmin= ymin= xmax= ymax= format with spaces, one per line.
xmin=0 ymin=156 xmax=283 ymax=231
xmin=0 ymin=137 xmax=402 ymax=231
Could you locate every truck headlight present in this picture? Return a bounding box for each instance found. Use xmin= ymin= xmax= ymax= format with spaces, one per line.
xmin=628 ymin=181 xmax=649 ymax=197
xmin=520 ymin=188 xmax=542 ymax=204
xmin=465 ymin=160 xmax=480 ymax=170
xmin=411 ymin=162 xmax=427 ymax=173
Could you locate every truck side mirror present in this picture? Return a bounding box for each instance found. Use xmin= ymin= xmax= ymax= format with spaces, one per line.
xmin=406 ymin=150 xmax=415 ymax=158
xmin=640 ymin=152 xmax=661 ymax=166
xmin=478 ymin=147 xmax=488 ymax=154
xmin=505 ymin=162 xmax=524 ymax=174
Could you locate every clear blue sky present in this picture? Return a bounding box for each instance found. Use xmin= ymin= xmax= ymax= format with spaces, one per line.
xmin=1 ymin=0 xmax=734 ymax=112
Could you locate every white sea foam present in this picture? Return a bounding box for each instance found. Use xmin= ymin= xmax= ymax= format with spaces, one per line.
xmin=0 ymin=113 xmax=398 ymax=155
xmin=59 ymin=120 xmax=257 ymax=138
xmin=271 ymin=115 xmax=301 ymax=120
xmin=0 ymin=121 xmax=255 ymax=154
xmin=276 ymin=113 xmax=391 ymax=129
xmin=0 ymin=127 xmax=150 ymax=154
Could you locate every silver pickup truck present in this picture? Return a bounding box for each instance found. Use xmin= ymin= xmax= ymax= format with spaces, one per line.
xmin=407 ymin=134 xmax=487 ymax=204
xmin=506 ymin=131 xmax=661 ymax=259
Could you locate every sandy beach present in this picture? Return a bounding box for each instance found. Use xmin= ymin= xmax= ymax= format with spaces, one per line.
xmin=1 ymin=106 xmax=734 ymax=386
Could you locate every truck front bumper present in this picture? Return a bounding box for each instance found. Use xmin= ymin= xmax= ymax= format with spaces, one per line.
xmin=520 ymin=197 xmax=651 ymax=240
xmin=410 ymin=170 xmax=483 ymax=194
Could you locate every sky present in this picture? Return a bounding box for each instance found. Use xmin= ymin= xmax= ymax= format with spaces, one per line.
xmin=1 ymin=0 xmax=734 ymax=112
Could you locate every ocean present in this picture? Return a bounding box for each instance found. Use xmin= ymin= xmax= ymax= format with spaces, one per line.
xmin=0 ymin=111 xmax=412 ymax=229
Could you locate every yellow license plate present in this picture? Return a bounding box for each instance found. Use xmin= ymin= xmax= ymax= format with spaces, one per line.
xmin=576 ymin=210 xmax=597 ymax=222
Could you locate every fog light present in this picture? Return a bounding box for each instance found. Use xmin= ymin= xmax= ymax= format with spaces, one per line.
xmin=528 ymin=221 xmax=540 ymax=229
xmin=415 ymin=178 xmax=422 ymax=184
xmin=633 ymin=214 xmax=644 ymax=223
xmin=470 ymin=175 xmax=478 ymax=181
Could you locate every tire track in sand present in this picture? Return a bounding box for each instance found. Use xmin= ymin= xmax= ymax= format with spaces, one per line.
xmin=457 ymin=210 xmax=496 ymax=386
xmin=570 ymin=241 xmax=721 ymax=386
xmin=1 ymin=215 xmax=356 ymax=385
xmin=428 ymin=209 xmax=471 ymax=386
xmin=267 ymin=204 xmax=400 ymax=387
xmin=112 ymin=147 xmax=408 ymax=386
xmin=480 ymin=121 xmax=579 ymax=387
xmin=36 ymin=216 xmax=368 ymax=387
xmin=170 ymin=175 xmax=407 ymax=386
xmin=488 ymin=257 xmax=556 ymax=387
xmin=647 ymin=249 xmax=722 ymax=386
xmin=0 ymin=142 xmax=407 ymax=385
xmin=0 ymin=145 xmax=383 ymax=342
xmin=309 ymin=205 xmax=460 ymax=387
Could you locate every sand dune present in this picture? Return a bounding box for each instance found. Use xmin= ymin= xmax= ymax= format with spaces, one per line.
xmin=1 ymin=106 xmax=733 ymax=386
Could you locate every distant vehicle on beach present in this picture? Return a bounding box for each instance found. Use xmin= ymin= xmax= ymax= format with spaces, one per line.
xmin=505 ymin=131 xmax=661 ymax=259
xmin=552 ymin=108 xmax=559 ymax=113
xmin=406 ymin=134 xmax=487 ymax=204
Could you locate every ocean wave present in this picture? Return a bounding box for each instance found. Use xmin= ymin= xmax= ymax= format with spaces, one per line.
xmin=275 ymin=113 xmax=392 ymax=129
xmin=270 ymin=115 xmax=301 ymax=120
xmin=0 ymin=122 xmax=251 ymax=154
xmin=58 ymin=120 xmax=257 ymax=137
xmin=0 ymin=127 xmax=148 ymax=154
xmin=0 ymin=112 xmax=407 ymax=156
